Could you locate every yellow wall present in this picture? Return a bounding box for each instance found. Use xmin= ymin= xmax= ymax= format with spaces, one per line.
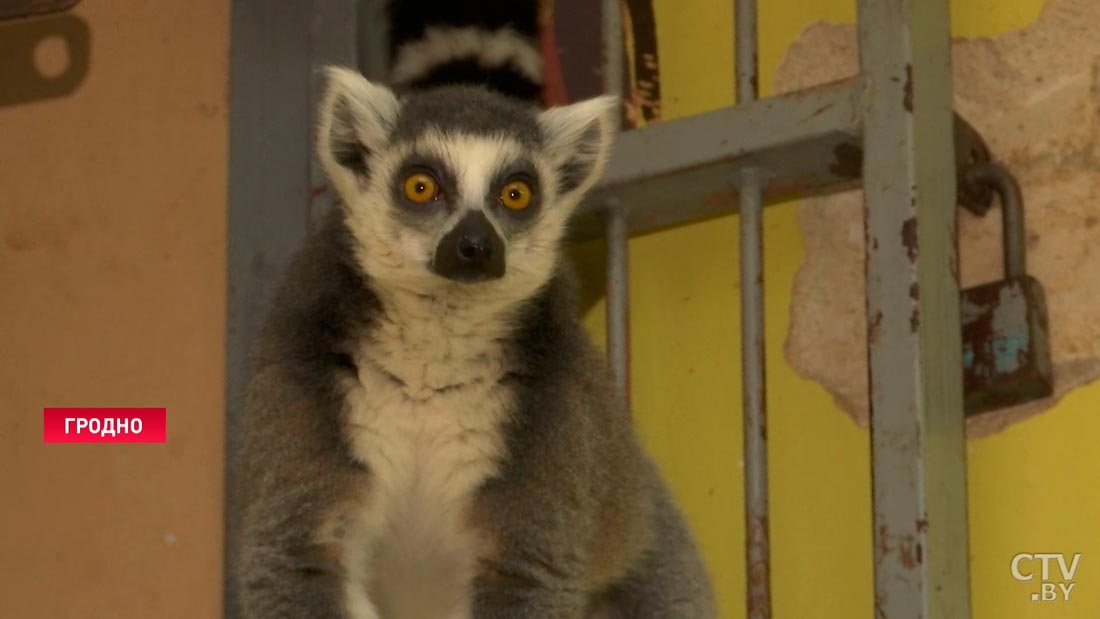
xmin=583 ymin=1 xmax=1100 ymax=617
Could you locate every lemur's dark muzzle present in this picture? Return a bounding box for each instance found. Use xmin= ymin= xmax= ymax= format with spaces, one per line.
xmin=432 ymin=211 xmax=505 ymax=282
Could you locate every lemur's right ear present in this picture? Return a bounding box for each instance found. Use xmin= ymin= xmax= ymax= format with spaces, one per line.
xmin=316 ymin=67 xmax=400 ymax=190
xmin=537 ymin=96 xmax=619 ymax=199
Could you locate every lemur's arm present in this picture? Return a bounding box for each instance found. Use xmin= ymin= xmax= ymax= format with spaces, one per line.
xmin=236 ymin=365 xmax=365 ymax=619
xmin=467 ymin=293 xmax=656 ymax=619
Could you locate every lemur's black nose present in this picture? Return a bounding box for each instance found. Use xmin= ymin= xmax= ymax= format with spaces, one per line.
xmin=432 ymin=211 xmax=505 ymax=282
xmin=457 ymin=235 xmax=492 ymax=262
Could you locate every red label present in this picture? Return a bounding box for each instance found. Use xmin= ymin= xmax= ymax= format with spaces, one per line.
xmin=43 ymin=408 xmax=167 ymax=443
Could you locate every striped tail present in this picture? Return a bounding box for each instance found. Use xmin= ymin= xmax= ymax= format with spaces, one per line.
xmin=388 ymin=0 xmax=544 ymax=102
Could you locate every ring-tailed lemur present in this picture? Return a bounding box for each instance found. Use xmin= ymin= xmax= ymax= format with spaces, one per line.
xmin=235 ymin=2 xmax=716 ymax=617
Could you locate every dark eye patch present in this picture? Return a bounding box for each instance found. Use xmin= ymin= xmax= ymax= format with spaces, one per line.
xmin=388 ymin=155 xmax=458 ymax=221
xmin=488 ymin=159 xmax=541 ymax=227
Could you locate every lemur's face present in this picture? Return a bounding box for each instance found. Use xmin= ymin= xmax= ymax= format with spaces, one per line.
xmin=317 ymin=68 xmax=617 ymax=303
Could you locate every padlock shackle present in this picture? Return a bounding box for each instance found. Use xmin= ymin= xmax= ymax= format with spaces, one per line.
xmin=964 ymin=162 xmax=1027 ymax=279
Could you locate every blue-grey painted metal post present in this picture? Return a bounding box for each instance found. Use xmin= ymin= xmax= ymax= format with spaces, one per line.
xmin=857 ymin=0 xmax=972 ymax=616
xmin=603 ymin=0 xmax=630 ymax=408
xmin=735 ymin=1 xmax=770 ymax=618
xmin=738 ymin=169 xmax=769 ymax=619
xmin=224 ymin=2 xmax=359 ymax=617
xmin=357 ymin=0 xmax=390 ymax=83
xmin=605 ymin=207 xmax=630 ymax=406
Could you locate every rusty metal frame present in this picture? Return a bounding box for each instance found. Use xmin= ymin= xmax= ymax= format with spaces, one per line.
xmin=571 ymin=77 xmax=864 ymax=241
xmin=591 ymin=0 xmax=971 ymax=617
xmin=857 ymin=0 xmax=971 ymax=617
xmin=603 ymin=0 xmax=631 ymax=410
xmin=733 ymin=1 xmax=770 ymax=617
xmin=224 ymin=1 xmax=362 ymax=616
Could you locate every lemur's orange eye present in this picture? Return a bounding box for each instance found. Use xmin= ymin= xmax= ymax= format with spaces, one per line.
xmin=403 ymin=173 xmax=438 ymax=203
xmin=499 ymin=180 xmax=533 ymax=211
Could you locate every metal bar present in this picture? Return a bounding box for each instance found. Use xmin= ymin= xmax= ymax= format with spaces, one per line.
xmin=605 ymin=207 xmax=631 ymax=406
xmin=570 ymin=77 xmax=863 ymax=242
xmin=224 ymin=2 xmax=316 ymax=617
xmin=602 ymin=0 xmax=630 ymax=409
xmin=735 ymin=0 xmax=758 ymax=103
xmin=602 ymin=0 xmax=624 ymax=100
xmin=224 ymin=2 xmax=359 ymax=617
xmin=308 ymin=0 xmax=360 ymax=233
xmin=739 ymin=169 xmax=771 ymax=619
xmin=357 ymin=0 xmax=390 ymax=82
xmin=857 ymin=0 xmax=971 ymax=617
xmin=735 ymin=1 xmax=770 ymax=618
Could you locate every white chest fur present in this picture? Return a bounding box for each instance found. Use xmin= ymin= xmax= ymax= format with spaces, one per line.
xmin=339 ymin=302 xmax=514 ymax=619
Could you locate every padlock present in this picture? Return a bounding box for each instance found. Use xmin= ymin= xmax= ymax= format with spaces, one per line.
xmin=960 ymin=162 xmax=1053 ymax=415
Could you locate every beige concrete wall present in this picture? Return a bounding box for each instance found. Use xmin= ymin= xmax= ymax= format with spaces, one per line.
xmin=0 ymin=1 xmax=228 ymax=617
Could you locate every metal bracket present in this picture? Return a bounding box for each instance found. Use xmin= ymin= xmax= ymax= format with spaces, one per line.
xmin=0 ymin=11 xmax=90 ymax=107
xmin=0 ymin=0 xmax=79 ymax=21
xmin=571 ymin=92 xmax=995 ymax=242
xmin=572 ymin=78 xmax=863 ymax=241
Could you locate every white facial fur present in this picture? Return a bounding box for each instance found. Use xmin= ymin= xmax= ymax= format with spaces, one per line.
xmin=316 ymin=67 xmax=618 ymax=310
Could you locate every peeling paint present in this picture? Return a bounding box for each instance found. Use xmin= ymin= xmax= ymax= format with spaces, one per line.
xmin=877 ymin=524 xmax=892 ymax=557
xmin=877 ymin=524 xmax=923 ymax=570
xmin=901 ymin=217 xmax=918 ymax=263
xmin=899 ymin=535 xmax=921 ymax=568
xmin=746 ymin=513 xmax=770 ymax=616
xmin=869 ymin=310 xmax=884 ymax=345
xmin=902 ymin=63 xmax=914 ymax=112
xmin=830 ymin=141 xmax=863 ymax=179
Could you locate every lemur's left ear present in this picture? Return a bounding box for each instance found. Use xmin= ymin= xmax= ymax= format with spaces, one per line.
xmin=316 ymin=67 xmax=400 ymax=191
xmin=537 ymin=96 xmax=619 ymax=198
